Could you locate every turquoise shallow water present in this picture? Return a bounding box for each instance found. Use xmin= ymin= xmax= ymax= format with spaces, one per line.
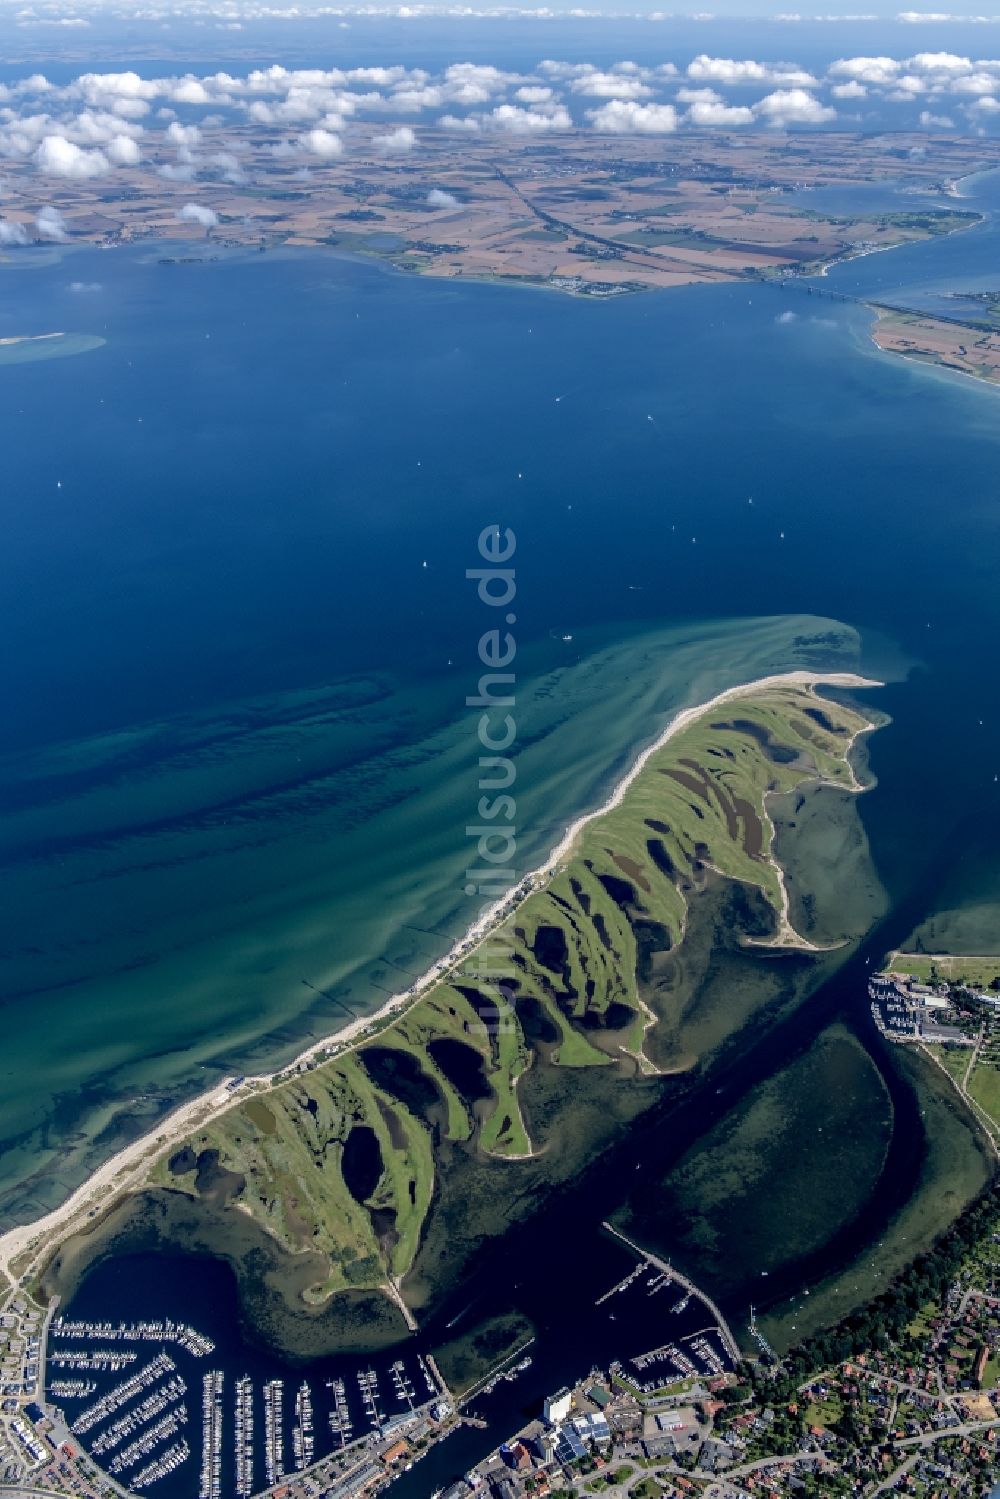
xmin=3 ymin=197 xmax=1000 ymax=1224
xmin=0 ymin=612 xmax=855 ymax=1219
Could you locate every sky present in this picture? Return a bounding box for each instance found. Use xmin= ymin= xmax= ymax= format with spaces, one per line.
xmin=6 ymin=20 xmax=1000 ymax=152
xmin=3 ymin=0 xmax=1000 ymax=211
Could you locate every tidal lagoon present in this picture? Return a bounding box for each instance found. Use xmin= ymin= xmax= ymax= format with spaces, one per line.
xmin=4 ymin=165 xmax=1000 ymax=1493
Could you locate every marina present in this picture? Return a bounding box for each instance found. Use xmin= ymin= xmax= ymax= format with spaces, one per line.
xmin=133 ymin=1438 xmax=192 ymax=1490
xmin=199 ymin=1371 xmax=223 ymax=1499
xmin=53 ymin=1319 xmax=215 ymax=1357
xmin=262 ymin=1379 xmax=283 ymax=1488
xmin=389 ymin=1360 xmax=415 ymax=1410
xmin=357 ymin=1369 xmax=383 ymax=1435
xmin=326 ymin=1376 xmax=353 ymax=1449
xmin=233 ymin=1376 xmax=253 ymax=1498
xmin=45 ymin=1254 xmax=439 ymax=1499
xmin=89 ymin=1376 xmax=187 ymax=1454
xmin=108 ymin=1407 xmax=189 ymax=1478
xmin=51 ymin=1350 xmax=139 ymax=1372
xmin=291 ymin=1381 xmax=313 ymax=1472
xmin=48 ymin=1377 xmax=97 ymax=1399
xmin=73 ymin=1353 xmax=178 ymax=1436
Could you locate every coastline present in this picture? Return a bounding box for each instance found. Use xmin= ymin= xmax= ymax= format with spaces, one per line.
xmin=815 ymin=237 xmax=910 ymax=278
xmin=813 ymin=200 xmax=985 ymax=280
xmin=866 ymin=304 xmax=1000 ymax=397
xmin=945 ymin=165 xmax=1000 ymax=198
xmin=0 ymin=667 xmax=881 ymax=1288
xmin=744 ymin=706 xmax=877 ymax=954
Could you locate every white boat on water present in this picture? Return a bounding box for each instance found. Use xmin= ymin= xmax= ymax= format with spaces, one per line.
xmin=293 ymin=1381 xmax=314 ymax=1471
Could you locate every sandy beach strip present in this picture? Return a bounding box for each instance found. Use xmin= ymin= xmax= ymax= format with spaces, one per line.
xmin=0 ymin=667 xmax=881 ymax=1281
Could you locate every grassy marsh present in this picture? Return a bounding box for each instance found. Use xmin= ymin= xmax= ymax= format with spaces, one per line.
xmin=144 ymin=683 xmax=878 ymax=1310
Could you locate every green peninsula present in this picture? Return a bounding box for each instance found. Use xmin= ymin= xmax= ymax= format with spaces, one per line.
xmin=141 ymin=676 xmax=878 ymax=1311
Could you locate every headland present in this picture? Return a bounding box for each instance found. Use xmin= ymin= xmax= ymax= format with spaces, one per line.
xmin=0 ymin=670 xmax=881 ymax=1316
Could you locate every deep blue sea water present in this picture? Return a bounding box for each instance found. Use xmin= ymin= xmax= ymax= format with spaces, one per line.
xmin=4 ymin=174 xmax=1000 ymax=1224
xmin=823 ymin=166 xmax=1000 ymax=308
xmin=1 ymin=79 xmax=999 ymax=1499
xmin=51 ymin=1237 xmax=727 ymax=1499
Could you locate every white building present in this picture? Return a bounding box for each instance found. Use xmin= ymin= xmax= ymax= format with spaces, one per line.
xmin=543 ymin=1388 xmax=572 ymax=1425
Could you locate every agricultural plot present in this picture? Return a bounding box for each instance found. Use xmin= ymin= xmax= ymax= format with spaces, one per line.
xmin=871 ymin=309 xmax=1000 ymax=387
xmin=887 ymin=952 xmax=1000 ymax=989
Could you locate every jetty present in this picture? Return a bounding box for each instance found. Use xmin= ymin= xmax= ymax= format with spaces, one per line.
xmin=234 ymin=1375 xmax=254 ymax=1497
xmin=198 ymin=1370 xmax=223 ymax=1499
xmin=326 ymin=1376 xmax=352 ymax=1448
xmin=263 ymin=1378 xmax=284 ymax=1486
xmin=601 ymin=1221 xmax=742 ymax=1366
xmin=292 ymin=1381 xmax=314 ymax=1471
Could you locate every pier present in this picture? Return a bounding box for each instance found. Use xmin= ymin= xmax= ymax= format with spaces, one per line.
xmin=234 ymin=1376 xmax=253 ymax=1497
xmin=52 ymin=1318 xmax=214 ymax=1357
xmin=73 ymin=1353 xmax=178 ymax=1436
xmin=457 ymin=1338 xmax=536 ymax=1408
xmin=594 ymin=1258 xmax=647 ymax=1306
xmin=422 ymin=1354 xmax=447 ymax=1403
xmin=198 ymin=1371 xmax=223 ymax=1499
xmin=90 ymin=1376 xmax=187 ymax=1454
xmin=50 ymin=1350 xmax=138 ymax=1373
xmin=36 ymin=1296 xmax=449 ymax=1499
xmin=326 ymin=1376 xmax=352 ymax=1449
xmin=357 ymin=1368 xmax=383 ymax=1435
xmin=292 ymin=1381 xmax=314 ymax=1472
xmin=108 ymin=1405 xmax=189 ymax=1477
xmin=601 ymin=1221 xmax=742 ymax=1366
xmin=748 ymin=1306 xmax=776 ymax=1360
xmin=132 ymin=1436 xmax=191 ymax=1488
xmin=262 ymin=1379 xmax=283 ymax=1486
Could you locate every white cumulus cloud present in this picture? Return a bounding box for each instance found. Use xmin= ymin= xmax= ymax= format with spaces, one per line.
xmin=688 ymin=55 xmax=818 ymax=87
xmin=171 ymin=78 xmax=213 ymax=105
xmin=890 ymin=75 xmax=928 ymax=96
xmin=950 ymin=72 xmax=1000 ymax=95
xmin=686 ymin=100 xmax=755 ymax=126
xmin=177 ymin=202 xmax=218 ymax=227
xmin=919 ymin=109 xmax=956 ymax=127
xmin=165 ymin=120 xmax=201 ymax=147
xmin=0 ymin=220 xmax=28 ymax=245
xmin=487 ymin=104 xmax=572 ymax=133
xmin=908 ymin=51 xmax=972 ymax=73
xmin=570 ymin=71 xmax=652 ymax=99
xmin=754 ymin=89 xmax=837 ymax=125
xmin=828 ymin=56 xmax=901 ymax=85
xmin=427 ymin=188 xmax=458 ymax=207
xmin=441 ymin=62 xmax=516 ymax=105
xmin=675 ymin=86 xmax=723 ymax=103
xmin=831 ymin=80 xmax=868 ymax=98
xmin=376 ymin=125 xmax=417 ymax=153
xmin=106 ymin=134 xmax=141 ymax=165
xmin=438 ymin=113 xmax=481 ymax=132
xmin=36 ymin=205 xmax=67 ymax=240
xmin=35 ymin=134 xmax=110 ymax=178
xmin=74 ymin=70 xmax=159 ymax=108
xmin=299 ymin=127 xmax=343 ymax=158
xmin=587 ymin=99 xmax=678 ymax=133
xmin=158 ymin=162 xmax=197 ymax=182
